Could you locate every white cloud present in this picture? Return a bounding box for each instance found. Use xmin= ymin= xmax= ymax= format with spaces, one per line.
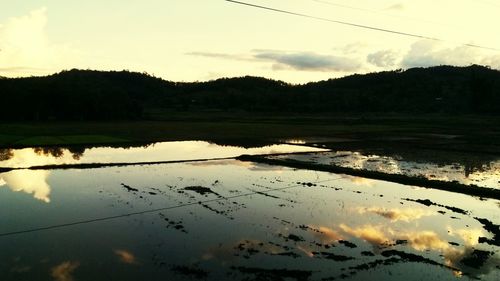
xmin=401 ymin=40 xmax=482 ymax=68
xmin=367 ymin=49 xmax=400 ymax=67
xmin=0 ymin=8 xmax=80 ymax=77
xmin=480 ymin=54 xmax=500 ymax=69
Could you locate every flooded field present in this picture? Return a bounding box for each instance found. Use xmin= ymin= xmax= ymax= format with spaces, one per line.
xmin=266 ymin=150 xmax=500 ymax=189
xmin=0 ymin=141 xmax=326 ymax=169
xmin=0 ymin=141 xmax=499 ymax=280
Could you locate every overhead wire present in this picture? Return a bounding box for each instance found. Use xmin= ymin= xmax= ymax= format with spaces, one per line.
xmin=0 ymin=176 xmax=344 ymax=238
xmin=225 ymin=0 xmax=499 ymax=51
xmin=310 ymin=0 xmax=462 ymax=28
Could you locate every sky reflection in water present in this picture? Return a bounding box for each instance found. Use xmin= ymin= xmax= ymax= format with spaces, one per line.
xmin=0 ymin=157 xmax=498 ymax=280
xmin=0 ymin=141 xmax=327 ymax=169
xmin=0 ymin=141 xmax=325 ymax=202
xmin=269 ymin=150 xmax=500 ymax=189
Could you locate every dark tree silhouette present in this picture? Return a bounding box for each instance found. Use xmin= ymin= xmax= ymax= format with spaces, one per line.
xmin=0 ymin=65 xmax=499 ymax=122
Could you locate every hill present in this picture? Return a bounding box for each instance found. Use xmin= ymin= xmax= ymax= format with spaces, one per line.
xmin=0 ymin=65 xmax=499 ymax=121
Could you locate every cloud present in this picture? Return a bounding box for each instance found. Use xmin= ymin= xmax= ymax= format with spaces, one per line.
xmin=0 ymin=66 xmax=46 ymax=72
xmin=254 ymin=50 xmax=362 ymax=72
xmin=363 ymin=40 xmax=500 ymax=72
xmin=185 ymin=51 xmax=248 ymax=61
xmin=186 ymin=49 xmax=363 ymax=73
xmin=480 ymin=54 xmax=500 ymax=69
xmin=335 ymin=42 xmax=370 ymax=55
xmin=0 ymin=8 xmax=80 ymax=77
xmin=367 ymin=50 xmax=400 ymax=67
xmin=401 ymin=40 xmax=482 ymax=68
xmin=385 ymin=3 xmax=405 ymax=11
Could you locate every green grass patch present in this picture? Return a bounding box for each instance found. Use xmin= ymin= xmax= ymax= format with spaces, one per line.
xmin=1 ymin=114 xmax=499 ymax=148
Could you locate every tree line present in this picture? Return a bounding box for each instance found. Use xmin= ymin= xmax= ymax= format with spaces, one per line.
xmin=0 ymin=65 xmax=499 ymax=121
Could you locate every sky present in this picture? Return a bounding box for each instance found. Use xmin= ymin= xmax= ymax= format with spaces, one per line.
xmin=1 ymin=0 xmax=500 ymax=83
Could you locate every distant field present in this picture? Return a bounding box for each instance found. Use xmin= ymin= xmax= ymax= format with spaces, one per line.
xmin=1 ymin=114 xmax=499 ymax=151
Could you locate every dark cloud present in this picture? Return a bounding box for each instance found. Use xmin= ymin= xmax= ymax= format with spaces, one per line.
xmin=253 ymin=50 xmax=362 ymax=72
xmin=186 ymin=50 xmax=362 ymax=72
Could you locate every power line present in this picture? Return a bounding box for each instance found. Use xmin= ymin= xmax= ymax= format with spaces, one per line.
xmin=0 ymin=177 xmax=344 ymax=238
xmin=311 ymin=0 xmax=461 ymax=28
xmin=225 ymin=0 xmax=499 ymax=51
xmin=226 ymin=0 xmax=438 ymax=41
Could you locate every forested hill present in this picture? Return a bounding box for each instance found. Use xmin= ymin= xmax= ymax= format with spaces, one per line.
xmin=1 ymin=65 xmax=499 ymax=121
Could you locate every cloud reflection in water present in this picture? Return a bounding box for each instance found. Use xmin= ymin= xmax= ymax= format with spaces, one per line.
xmin=114 ymin=249 xmax=138 ymax=265
xmin=357 ymin=207 xmax=435 ymax=222
xmin=0 ymin=170 xmax=51 ymax=203
xmin=51 ymin=261 xmax=80 ymax=281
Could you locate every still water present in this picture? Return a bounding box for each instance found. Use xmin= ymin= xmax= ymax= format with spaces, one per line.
xmin=268 ymin=150 xmax=500 ymax=189
xmin=0 ymin=142 xmax=499 ymax=280
xmin=0 ymin=141 xmax=327 ymax=169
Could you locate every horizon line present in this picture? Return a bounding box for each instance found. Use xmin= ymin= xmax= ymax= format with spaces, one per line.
xmin=0 ymin=64 xmax=496 ymax=85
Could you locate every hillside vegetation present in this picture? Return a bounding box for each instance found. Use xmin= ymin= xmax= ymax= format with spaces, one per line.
xmin=1 ymin=65 xmax=499 ymax=121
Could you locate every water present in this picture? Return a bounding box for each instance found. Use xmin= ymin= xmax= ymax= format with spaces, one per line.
xmin=0 ymin=141 xmax=326 ymax=169
xmin=0 ymin=142 xmax=499 ymax=280
xmin=268 ymin=150 xmax=500 ymax=189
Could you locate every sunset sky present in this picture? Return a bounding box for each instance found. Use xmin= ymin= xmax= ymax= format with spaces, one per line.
xmin=1 ymin=0 xmax=500 ymax=83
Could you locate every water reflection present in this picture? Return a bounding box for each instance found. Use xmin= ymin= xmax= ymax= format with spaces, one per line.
xmin=308 ymin=225 xmax=343 ymax=243
xmin=202 ymin=239 xmax=287 ymax=262
xmin=188 ymin=159 xmax=286 ymax=172
xmin=270 ymin=150 xmax=500 ymax=188
xmin=0 ymin=159 xmax=498 ymax=280
xmin=356 ymin=207 xmax=435 ymax=222
xmin=312 ymin=222 xmax=495 ymax=277
xmin=51 ymin=261 xmax=80 ymax=281
xmin=339 ymin=224 xmax=390 ymax=246
xmin=0 ymin=148 xmax=78 ymax=168
xmin=0 ymin=141 xmax=327 ymax=169
xmin=0 ymin=149 xmax=13 ymax=161
xmin=115 ymin=249 xmax=138 ymax=265
xmin=0 ymin=170 xmax=51 ymax=202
